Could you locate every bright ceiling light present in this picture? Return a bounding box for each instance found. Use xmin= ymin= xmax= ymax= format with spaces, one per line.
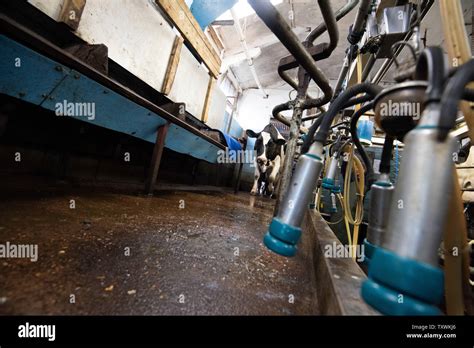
xmin=216 ymin=0 xmax=284 ymax=21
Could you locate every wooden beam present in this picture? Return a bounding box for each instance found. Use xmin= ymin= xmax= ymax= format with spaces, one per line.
xmin=206 ymin=26 xmax=224 ymax=54
xmin=155 ymin=0 xmax=221 ymax=78
xmin=145 ymin=123 xmax=169 ymax=195
xmin=201 ymin=76 xmax=216 ymax=123
xmin=440 ymin=0 xmax=474 ymax=141
xmin=58 ymin=0 xmax=86 ymax=31
xmin=161 ymin=36 xmax=184 ymax=95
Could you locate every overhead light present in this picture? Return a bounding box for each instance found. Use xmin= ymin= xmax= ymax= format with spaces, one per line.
xmin=216 ymin=0 xmax=284 ymax=21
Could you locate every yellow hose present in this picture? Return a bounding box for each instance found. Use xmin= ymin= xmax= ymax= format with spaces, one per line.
xmin=342 ymin=144 xmax=365 ymax=225
xmin=340 ymin=144 xmax=365 ymax=259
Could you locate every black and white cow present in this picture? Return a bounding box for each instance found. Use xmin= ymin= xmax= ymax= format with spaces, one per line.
xmin=246 ymin=124 xmax=286 ymax=197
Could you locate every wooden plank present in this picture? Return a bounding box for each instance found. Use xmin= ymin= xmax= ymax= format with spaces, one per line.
xmin=145 ymin=123 xmax=170 ymax=195
xmin=201 ymin=76 xmax=216 ymax=123
xmin=155 ymin=0 xmax=221 ymax=78
xmin=207 ymin=26 xmax=224 ymax=54
xmin=161 ymin=35 xmax=184 ymax=95
xmin=58 ymin=0 xmax=86 ymax=31
xmin=440 ymin=0 xmax=474 ymax=141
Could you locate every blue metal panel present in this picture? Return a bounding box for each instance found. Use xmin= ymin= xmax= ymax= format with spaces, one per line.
xmin=166 ymin=124 xmax=219 ymax=162
xmin=0 ymin=35 xmax=70 ymax=105
xmin=0 ymin=35 xmax=221 ymax=163
xmin=228 ymin=117 xmax=243 ymax=138
xmin=190 ymin=0 xmax=237 ymax=29
xmin=40 ymin=71 xmax=168 ymax=141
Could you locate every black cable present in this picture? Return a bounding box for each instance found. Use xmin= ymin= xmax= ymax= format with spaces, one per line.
xmin=414 ymin=46 xmax=447 ymax=104
xmin=350 ymin=102 xmax=375 ymax=185
xmin=315 ymin=83 xmax=383 ymax=144
xmin=439 ymin=59 xmax=474 ymax=140
xmin=301 ymin=113 xmax=324 ymax=153
xmin=463 ymin=88 xmax=474 ymax=101
xmin=342 ymin=94 xmax=374 ymax=108
xmin=379 ymin=135 xmax=395 ymax=175
xmin=336 ymin=138 xmax=352 ymax=157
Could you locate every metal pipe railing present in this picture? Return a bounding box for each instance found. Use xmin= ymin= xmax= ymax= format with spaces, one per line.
xmin=248 ymin=0 xmax=333 ymax=106
xmin=306 ymin=0 xmax=359 ymax=43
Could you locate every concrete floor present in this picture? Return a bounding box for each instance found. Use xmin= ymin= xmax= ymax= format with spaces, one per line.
xmin=0 ymin=177 xmax=318 ymax=315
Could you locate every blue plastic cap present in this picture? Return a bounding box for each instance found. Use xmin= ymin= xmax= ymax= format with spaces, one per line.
xmin=263 ymin=232 xmax=297 ymax=257
xmin=361 ymin=279 xmax=443 ymax=316
xmin=268 ymin=218 xmax=302 ymax=245
xmin=369 ymin=248 xmax=444 ymax=305
xmin=363 ymin=238 xmax=377 ymax=260
xmin=322 ymin=177 xmax=335 ymax=190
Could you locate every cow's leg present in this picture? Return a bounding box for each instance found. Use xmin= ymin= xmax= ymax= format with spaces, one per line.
xmin=267 ymin=156 xmax=281 ymax=197
xmin=250 ymin=166 xmax=260 ymax=195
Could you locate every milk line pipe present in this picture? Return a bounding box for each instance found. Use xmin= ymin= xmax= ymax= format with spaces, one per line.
xmin=333 ymin=45 xmax=359 ymax=98
xmin=347 ymin=0 xmax=372 ymax=44
xmin=248 ymin=0 xmax=333 ymax=106
xmin=276 ymin=0 xmax=339 ymax=96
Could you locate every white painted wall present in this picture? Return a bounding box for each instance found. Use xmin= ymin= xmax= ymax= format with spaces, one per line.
xmin=168 ymin=47 xmax=209 ymax=117
xmin=235 ymin=82 xmax=329 ymax=132
xmin=235 ymin=87 xmax=292 ymax=132
xmin=76 ymin=0 xmax=176 ymax=95
xmin=28 ymin=0 xmax=63 ymax=20
xmin=206 ymin=85 xmax=227 ymax=130
xmin=28 ymin=0 xmax=227 ymax=125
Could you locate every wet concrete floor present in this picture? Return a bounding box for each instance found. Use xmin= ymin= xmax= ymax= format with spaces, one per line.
xmin=0 ymin=178 xmax=318 ymax=315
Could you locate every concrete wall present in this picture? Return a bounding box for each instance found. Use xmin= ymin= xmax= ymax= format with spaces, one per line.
xmin=235 ymin=87 xmax=292 ymax=132
xmin=206 ymin=86 xmax=227 ymax=130
xmin=28 ymin=0 xmax=226 ymax=126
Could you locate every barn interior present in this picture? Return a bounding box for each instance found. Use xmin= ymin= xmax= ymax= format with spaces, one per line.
xmin=0 ymin=0 xmax=473 ymax=316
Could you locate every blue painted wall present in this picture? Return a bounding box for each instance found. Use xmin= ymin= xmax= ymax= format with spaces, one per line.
xmin=189 ymin=0 xmax=238 ymax=29
xmin=0 ymin=35 xmax=221 ymax=163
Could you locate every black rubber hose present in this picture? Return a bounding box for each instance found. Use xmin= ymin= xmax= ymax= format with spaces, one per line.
xmin=347 ymin=0 xmax=372 ymax=44
xmin=314 ymin=83 xmax=383 ymax=144
xmin=336 ymin=138 xmax=352 ymax=157
xmin=248 ymin=0 xmax=333 ymax=105
xmin=301 ymin=113 xmax=325 ymax=153
xmin=439 ymin=59 xmax=474 ymax=140
xmin=301 ymin=86 xmax=380 ymax=153
xmin=272 ymin=101 xmax=292 ymax=127
xmin=317 ymin=0 xmax=339 ymax=55
xmin=414 ymin=46 xmax=447 ymax=104
xmin=463 ymin=88 xmax=474 ymax=101
xmin=379 ymin=135 xmax=394 ymax=175
xmin=343 ymin=94 xmax=374 ymax=108
xmin=306 ymin=0 xmax=359 ymax=43
xmin=350 ymin=102 xmax=376 ymax=184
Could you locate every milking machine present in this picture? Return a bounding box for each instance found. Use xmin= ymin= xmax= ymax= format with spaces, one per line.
xmin=251 ymin=0 xmax=473 ymax=315
xmin=364 ymin=52 xmax=474 ymax=315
